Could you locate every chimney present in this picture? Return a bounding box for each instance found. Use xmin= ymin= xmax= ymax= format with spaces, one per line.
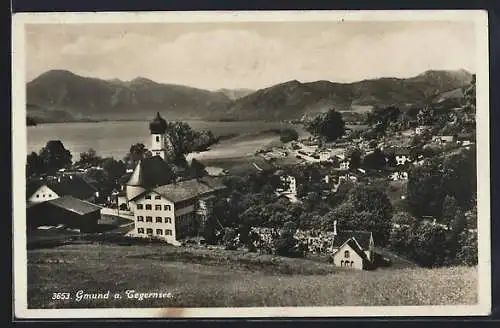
xmin=333 ymin=220 xmax=337 ymax=236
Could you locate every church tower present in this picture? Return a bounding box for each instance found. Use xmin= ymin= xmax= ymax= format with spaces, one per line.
xmin=149 ymin=112 xmax=172 ymax=161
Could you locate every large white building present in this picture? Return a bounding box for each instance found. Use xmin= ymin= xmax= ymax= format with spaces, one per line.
xmin=124 ymin=113 xmax=226 ymax=245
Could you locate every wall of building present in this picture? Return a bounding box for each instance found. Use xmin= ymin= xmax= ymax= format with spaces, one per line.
xmin=332 ymin=244 xmax=364 ymax=270
xmin=28 ymin=185 xmax=59 ymax=203
xmin=130 ymin=191 xmax=177 ymax=243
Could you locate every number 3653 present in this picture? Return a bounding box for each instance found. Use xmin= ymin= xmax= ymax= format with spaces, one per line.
xmin=52 ymin=293 xmax=70 ymax=300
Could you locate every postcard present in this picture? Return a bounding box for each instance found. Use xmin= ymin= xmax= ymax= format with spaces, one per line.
xmin=12 ymin=10 xmax=490 ymax=319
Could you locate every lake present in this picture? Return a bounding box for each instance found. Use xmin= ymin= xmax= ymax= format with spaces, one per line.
xmin=27 ymin=120 xmax=312 ymax=164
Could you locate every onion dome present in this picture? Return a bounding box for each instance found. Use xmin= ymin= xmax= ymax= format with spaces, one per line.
xmin=149 ymin=112 xmax=167 ymax=134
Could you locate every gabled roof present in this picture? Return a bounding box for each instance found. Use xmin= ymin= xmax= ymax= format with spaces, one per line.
xmin=332 ymin=230 xmax=372 ymax=250
xmin=47 ymin=176 xmax=98 ymax=200
xmin=46 ymin=196 xmax=102 ymax=215
xmin=131 ymin=178 xmax=226 ymax=203
xmin=27 ymin=176 xmax=98 ymax=200
xmin=127 ymin=156 xmax=174 ymax=188
xmin=343 ymin=238 xmax=369 ymax=261
xmin=26 ymin=180 xmax=45 ymax=199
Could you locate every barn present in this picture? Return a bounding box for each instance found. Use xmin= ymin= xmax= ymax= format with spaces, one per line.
xmin=27 ymin=195 xmax=102 ymax=232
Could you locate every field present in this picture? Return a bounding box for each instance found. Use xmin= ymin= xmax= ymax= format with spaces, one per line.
xmin=27 ymin=243 xmax=477 ymax=309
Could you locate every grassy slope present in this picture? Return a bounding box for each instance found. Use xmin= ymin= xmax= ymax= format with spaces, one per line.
xmin=27 ymin=244 xmax=477 ymax=308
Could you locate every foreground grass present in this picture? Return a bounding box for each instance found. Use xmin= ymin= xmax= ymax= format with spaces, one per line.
xmin=27 ymin=243 xmax=477 ymax=308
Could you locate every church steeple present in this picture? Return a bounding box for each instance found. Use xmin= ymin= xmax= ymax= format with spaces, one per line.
xmin=149 ymin=112 xmax=172 ymax=161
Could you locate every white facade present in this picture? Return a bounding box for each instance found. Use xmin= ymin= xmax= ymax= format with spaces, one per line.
xmin=339 ymin=161 xmax=350 ymax=170
xmin=28 ymin=185 xmax=59 ymax=203
xmin=151 ymin=134 xmax=172 ymax=160
xmin=128 ymin=191 xmax=179 ymax=245
xmin=277 ymin=175 xmax=297 ymax=196
xmin=395 ymin=154 xmax=410 ymax=165
xmin=332 ymin=242 xmax=365 ymax=270
xmin=390 ymin=171 xmax=409 ymax=181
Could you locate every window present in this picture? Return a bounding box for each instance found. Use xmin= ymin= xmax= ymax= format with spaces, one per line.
xmin=350 ymin=261 xmax=354 ymax=267
xmin=344 ymin=250 xmax=350 ymax=258
xmin=145 ymin=195 xmax=151 ymax=200
xmin=138 ymin=228 xmax=144 ymax=234
xmin=36 ymin=194 xmax=39 ymax=198
xmin=146 ymin=228 xmax=153 ymax=235
xmin=165 ymin=217 xmax=172 ymax=224
xmin=137 ymin=204 xmax=143 ymax=210
xmin=42 ymin=194 xmax=46 ymax=198
xmin=156 ymin=229 xmax=163 ymax=235
xmin=137 ymin=216 xmax=144 ymax=222
xmin=156 ymin=217 xmax=162 ymax=223
xmin=156 ymin=136 xmax=160 ymax=142
xmin=145 ymin=204 xmax=152 ymax=210
xmin=146 ymin=216 xmax=152 ymax=222
xmin=165 ymin=229 xmax=172 ymax=236
xmin=155 ymin=205 xmax=162 ymax=210
xmin=164 ymin=205 xmax=171 ymax=211
xmin=340 ymin=260 xmax=344 ymax=267
xmin=155 ymin=195 xmax=161 ymax=200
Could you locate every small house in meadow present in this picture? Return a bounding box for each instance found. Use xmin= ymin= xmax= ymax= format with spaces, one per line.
xmin=331 ymin=230 xmax=375 ymax=270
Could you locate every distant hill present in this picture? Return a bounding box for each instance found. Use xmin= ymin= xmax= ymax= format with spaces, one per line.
xmin=221 ymin=69 xmax=473 ymax=121
xmin=27 ymin=70 xmax=232 ymax=122
xmin=216 ymin=88 xmax=255 ymax=101
xmin=26 ymin=69 xmax=473 ymax=122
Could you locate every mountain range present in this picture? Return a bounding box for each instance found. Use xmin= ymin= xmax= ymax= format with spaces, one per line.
xmin=26 ymin=69 xmax=473 ymax=123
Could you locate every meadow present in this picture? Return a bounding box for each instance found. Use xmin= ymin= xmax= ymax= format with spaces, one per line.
xmin=27 ymin=243 xmax=477 ymax=309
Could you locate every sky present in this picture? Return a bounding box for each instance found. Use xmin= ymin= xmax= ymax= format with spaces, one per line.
xmin=25 ymin=21 xmax=476 ymax=91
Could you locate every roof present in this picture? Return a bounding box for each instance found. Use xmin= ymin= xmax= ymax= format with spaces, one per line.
xmin=133 ymin=178 xmax=225 ymax=203
xmin=27 ymin=176 xmax=98 ymax=200
xmin=343 ymin=238 xmax=369 ymax=261
xmin=127 ymin=156 xmax=174 ymax=188
xmin=26 ymin=180 xmax=44 ymax=199
xmin=149 ymin=112 xmax=168 ymax=134
xmin=332 ymin=230 xmax=372 ymax=250
xmin=47 ymin=176 xmax=98 ymax=200
xmin=46 ymin=196 xmax=102 ymax=215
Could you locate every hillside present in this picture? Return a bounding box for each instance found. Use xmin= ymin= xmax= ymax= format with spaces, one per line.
xmin=26 ymin=69 xmax=472 ymax=122
xmin=27 ymin=70 xmax=233 ymax=122
xmin=28 ymin=243 xmax=477 ymax=308
xmin=223 ymin=69 xmax=472 ymax=121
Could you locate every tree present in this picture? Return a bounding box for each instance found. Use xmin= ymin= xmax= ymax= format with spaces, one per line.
xmin=101 ymin=157 xmax=126 ymax=185
xmin=346 ymin=147 xmax=361 ymax=169
xmin=363 ymin=149 xmax=387 ymax=170
xmin=222 ymin=227 xmax=238 ymax=250
xmin=347 ymin=185 xmax=393 ymax=245
xmin=189 ymin=158 xmax=207 ymax=179
xmin=366 ymin=106 xmax=401 ymax=135
xmin=416 ymin=106 xmax=434 ymax=126
xmin=305 ymin=109 xmax=345 ymax=141
xmin=273 ymin=221 xmax=301 ymax=257
xmin=165 ymin=121 xmax=198 ymax=158
xmin=124 ymin=143 xmax=149 ymax=168
xmin=409 ymin=223 xmax=449 ymax=268
xmin=280 ymin=128 xmax=299 ymax=143
xmin=77 ymin=148 xmax=102 ymax=168
xmin=26 ymin=152 xmax=44 ymax=177
xmin=38 ymin=140 xmax=72 ymax=174
xmin=442 ymin=195 xmax=459 ymax=228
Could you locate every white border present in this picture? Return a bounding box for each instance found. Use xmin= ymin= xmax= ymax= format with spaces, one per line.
xmin=12 ymin=10 xmax=491 ymax=319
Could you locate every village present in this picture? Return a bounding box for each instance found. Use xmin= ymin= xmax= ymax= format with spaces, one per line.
xmin=26 ymin=83 xmax=478 ymax=272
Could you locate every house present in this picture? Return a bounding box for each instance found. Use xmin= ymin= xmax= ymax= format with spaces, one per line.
xmin=339 ymin=159 xmax=350 ymax=170
xmin=27 ymin=175 xmax=100 ymax=205
xmin=415 ymin=126 xmax=429 ymax=135
xmin=127 ymin=177 xmax=226 ymax=245
xmin=432 ymin=135 xmax=455 ymax=145
xmin=389 ymin=171 xmax=409 ymax=181
xmin=394 ymin=148 xmax=411 ymax=166
xmin=331 ymin=228 xmax=375 ymax=270
xmin=27 ymin=195 xmax=102 ymax=232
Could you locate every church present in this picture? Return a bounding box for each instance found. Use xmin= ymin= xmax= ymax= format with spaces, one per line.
xmin=124 ymin=113 xmax=226 ymax=245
